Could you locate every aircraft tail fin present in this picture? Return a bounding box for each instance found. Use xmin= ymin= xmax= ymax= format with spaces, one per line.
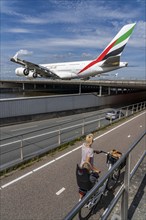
xmin=96 ymin=23 xmax=136 ymax=62
xmin=78 ymin=23 xmax=136 ymax=74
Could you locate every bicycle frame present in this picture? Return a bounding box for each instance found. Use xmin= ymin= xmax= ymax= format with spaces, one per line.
xmin=85 ymin=152 xmax=112 ymax=209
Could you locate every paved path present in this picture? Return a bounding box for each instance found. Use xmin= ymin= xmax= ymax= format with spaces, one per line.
xmin=0 ymin=111 xmax=145 ymax=220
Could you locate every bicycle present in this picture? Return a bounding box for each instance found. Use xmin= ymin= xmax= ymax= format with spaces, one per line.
xmin=77 ymin=150 xmax=122 ymax=220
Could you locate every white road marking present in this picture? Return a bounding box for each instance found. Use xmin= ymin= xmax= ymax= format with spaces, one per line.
xmin=56 ymin=187 xmax=65 ymax=195
xmin=33 ymin=160 xmax=55 ymax=172
xmin=128 ymin=135 xmax=131 ymax=138
xmin=1 ymin=172 xmax=33 ymax=189
xmin=140 ymin=125 xmax=142 ymax=128
xmin=94 ymin=112 xmax=145 ymax=141
xmin=55 ymin=151 xmax=72 ymax=160
xmin=1 ymin=111 xmax=145 ymax=189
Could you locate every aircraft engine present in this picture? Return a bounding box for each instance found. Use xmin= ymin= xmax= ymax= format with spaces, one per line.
xmin=26 ymin=71 xmax=37 ymax=79
xmin=15 ymin=67 xmax=37 ymax=79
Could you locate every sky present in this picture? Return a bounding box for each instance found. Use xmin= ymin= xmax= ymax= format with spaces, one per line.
xmin=1 ymin=0 xmax=146 ymax=80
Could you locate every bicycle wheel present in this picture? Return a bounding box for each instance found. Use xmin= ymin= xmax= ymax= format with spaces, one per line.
xmin=78 ymin=199 xmax=94 ymax=220
xmin=106 ymin=168 xmax=120 ymax=190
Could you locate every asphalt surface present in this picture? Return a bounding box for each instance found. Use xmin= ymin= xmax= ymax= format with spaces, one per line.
xmin=0 ymin=108 xmax=118 ymax=170
xmin=0 ymin=111 xmax=146 ymax=220
xmin=1 ymin=108 xmax=110 ymax=139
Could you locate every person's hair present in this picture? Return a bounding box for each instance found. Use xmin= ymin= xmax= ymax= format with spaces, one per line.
xmin=82 ymin=162 xmax=91 ymax=172
xmin=86 ymin=133 xmax=94 ymax=145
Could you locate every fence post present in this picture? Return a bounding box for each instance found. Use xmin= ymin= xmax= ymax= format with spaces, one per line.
xmin=140 ymin=102 xmax=142 ymax=110
xmin=121 ymin=154 xmax=130 ymax=220
xmin=126 ymin=107 xmax=128 ymax=117
xmin=136 ymin=103 xmax=139 ymax=112
xmin=20 ymin=137 xmax=24 ymax=160
xmin=98 ymin=119 xmax=101 ymax=129
xmin=82 ymin=119 xmax=85 ymax=135
xmin=143 ymin=102 xmax=145 ymax=110
xmin=110 ymin=117 xmax=112 ymax=124
xmin=132 ymin=104 xmax=134 ymax=114
xmin=58 ymin=129 xmax=61 ymax=145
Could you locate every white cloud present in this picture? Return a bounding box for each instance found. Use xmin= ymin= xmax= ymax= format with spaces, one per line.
xmin=7 ymin=28 xmax=31 ymax=33
xmin=1 ymin=0 xmax=141 ymax=26
xmin=2 ymin=23 xmax=144 ymax=55
xmin=128 ymin=21 xmax=146 ymax=48
xmin=1 ymin=0 xmax=145 ymax=78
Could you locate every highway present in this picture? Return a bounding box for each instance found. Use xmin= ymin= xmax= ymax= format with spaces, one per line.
xmin=0 ymin=111 xmax=145 ymax=220
xmin=1 ymin=108 xmax=109 ymax=139
xmin=0 ymin=108 xmax=116 ymax=169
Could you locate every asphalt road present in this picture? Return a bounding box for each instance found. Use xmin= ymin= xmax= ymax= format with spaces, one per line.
xmin=0 ymin=111 xmax=146 ymax=220
xmin=1 ymin=108 xmax=109 ymax=139
xmin=0 ymin=108 xmax=115 ymax=169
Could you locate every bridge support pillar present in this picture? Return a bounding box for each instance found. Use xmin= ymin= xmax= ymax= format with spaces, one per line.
xmin=22 ymin=83 xmax=25 ymax=91
xmin=99 ymin=85 xmax=102 ymax=96
xmin=108 ymin=87 xmax=111 ymax=95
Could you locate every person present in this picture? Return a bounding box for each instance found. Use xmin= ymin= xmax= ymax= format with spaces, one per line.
xmin=82 ymin=161 xmax=99 ymax=184
xmin=80 ymin=133 xmax=101 ymax=174
xmin=77 ymin=161 xmax=99 ymax=201
xmin=78 ymin=133 xmax=101 ymax=201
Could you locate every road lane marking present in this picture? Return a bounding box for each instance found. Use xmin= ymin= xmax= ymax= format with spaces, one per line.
xmin=56 ymin=187 xmax=65 ymax=195
xmin=94 ymin=111 xmax=145 ymax=141
xmin=33 ymin=160 xmax=55 ymax=172
xmin=1 ymin=111 xmax=145 ymax=189
xmin=128 ymin=135 xmax=131 ymax=138
xmin=1 ymin=172 xmax=33 ymax=189
xmin=55 ymin=151 xmax=72 ymax=160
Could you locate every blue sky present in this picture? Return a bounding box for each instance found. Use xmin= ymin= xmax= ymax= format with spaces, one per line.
xmin=1 ymin=0 xmax=146 ymax=80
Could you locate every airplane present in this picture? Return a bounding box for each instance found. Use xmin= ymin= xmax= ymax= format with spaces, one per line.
xmin=10 ymin=23 xmax=136 ymax=80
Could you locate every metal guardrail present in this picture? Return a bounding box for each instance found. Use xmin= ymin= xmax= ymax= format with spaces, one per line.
xmin=0 ymin=101 xmax=146 ymax=171
xmin=64 ymin=131 xmax=146 ymax=220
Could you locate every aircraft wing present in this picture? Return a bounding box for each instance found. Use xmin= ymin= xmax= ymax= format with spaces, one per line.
xmin=101 ymin=56 xmax=120 ymax=67
xmin=10 ymin=57 xmax=61 ymax=79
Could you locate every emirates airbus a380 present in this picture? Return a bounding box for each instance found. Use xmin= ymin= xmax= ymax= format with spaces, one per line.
xmin=10 ymin=23 xmax=136 ymax=80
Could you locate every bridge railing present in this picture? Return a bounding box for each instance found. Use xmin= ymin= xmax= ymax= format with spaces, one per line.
xmin=0 ymin=101 xmax=145 ymax=171
xmin=64 ymin=131 xmax=146 ymax=220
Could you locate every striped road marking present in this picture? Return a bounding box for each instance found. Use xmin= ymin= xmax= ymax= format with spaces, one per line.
xmin=0 ymin=111 xmax=145 ymax=190
xmin=56 ymin=187 xmax=66 ymax=195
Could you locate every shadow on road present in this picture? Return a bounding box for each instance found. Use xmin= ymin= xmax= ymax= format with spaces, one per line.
xmin=128 ymin=173 xmax=146 ymax=220
xmin=92 ymin=171 xmax=125 ymax=218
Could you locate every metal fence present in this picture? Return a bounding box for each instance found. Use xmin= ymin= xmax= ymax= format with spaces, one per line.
xmin=64 ymin=131 xmax=146 ymax=220
xmin=0 ymin=101 xmax=146 ymax=171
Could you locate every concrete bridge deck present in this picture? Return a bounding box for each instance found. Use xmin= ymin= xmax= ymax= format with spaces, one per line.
xmin=0 ymin=79 xmax=146 ymax=94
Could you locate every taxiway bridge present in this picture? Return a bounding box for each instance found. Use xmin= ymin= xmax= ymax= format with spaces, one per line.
xmin=0 ymin=79 xmax=146 ymax=95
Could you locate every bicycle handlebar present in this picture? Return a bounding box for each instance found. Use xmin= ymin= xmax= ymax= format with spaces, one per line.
xmin=94 ymin=150 xmax=122 ymax=160
xmin=94 ymin=150 xmax=108 ymax=154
